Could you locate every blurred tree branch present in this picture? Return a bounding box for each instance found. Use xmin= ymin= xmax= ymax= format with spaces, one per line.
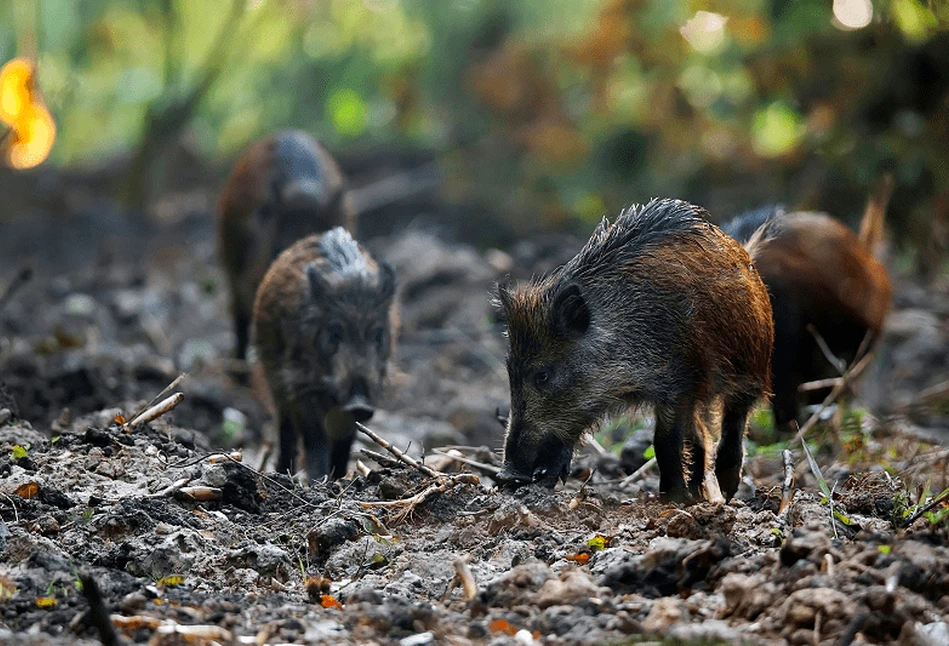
xmin=121 ymin=0 xmax=248 ymax=211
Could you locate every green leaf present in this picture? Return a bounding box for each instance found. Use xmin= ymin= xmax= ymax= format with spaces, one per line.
xmin=12 ymin=445 xmax=28 ymax=460
xmin=800 ymin=440 xmax=832 ymax=498
xmin=586 ymin=535 xmax=609 ymax=551
xmin=878 ymin=545 xmax=891 ymax=554
xmin=643 ymin=445 xmax=656 ymax=460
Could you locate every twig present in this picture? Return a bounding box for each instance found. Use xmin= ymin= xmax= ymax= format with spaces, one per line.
xmin=829 ymin=480 xmax=839 ymax=540
xmin=126 ymin=374 xmax=187 ymax=425
xmin=356 ymin=422 xmax=440 ymax=478
xmin=126 ymin=393 xmax=184 ymax=429
xmin=1 ymin=492 xmax=19 ymax=524
xmin=587 ymin=437 xmax=610 ymax=456
xmin=148 ymin=477 xmax=192 ymax=499
xmin=792 ymin=332 xmax=876 ymax=446
xmin=619 ymin=457 xmax=657 ymax=488
xmin=454 ymin=557 xmax=478 ymax=600
xmin=430 ymin=448 xmax=500 ymax=475
xmin=778 ymin=449 xmax=795 ymax=516
xmin=359 ymin=448 xmax=403 ymax=469
xmin=903 ymin=487 xmax=949 ymax=526
xmin=807 ymin=324 xmax=845 ymax=375
xmin=798 ymin=377 xmax=844 ymax=392
xmin=0 ymin=266 xmax=32 ymax=314
xmin=348 ymin=160 xmax=442 ymax=216
xmin=78 ymin=571 xmax=120 ymax=646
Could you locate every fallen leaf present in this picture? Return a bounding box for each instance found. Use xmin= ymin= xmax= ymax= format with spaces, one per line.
xmin=489 ymin=619 xmax=518 ymax=635
xmin=565 ymin=553 xmax=590 ymax=565
xmin=35 ymin=597 xmax=57 ymax=608
xmin=15 ymin=482 xmax=39 ymax=499
xmin=320 ymin=595 xmax=343 ymax=609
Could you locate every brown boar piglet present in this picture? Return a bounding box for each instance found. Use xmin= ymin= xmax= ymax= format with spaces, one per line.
xmin=253 ymin=228 xmax=396 ymax=480
xmin=496 ymin=198 xmax=773 ymax=502
xmin=219 ymin=130 xmax=355 ymax=360
xmin=722 ymin=181 xmax=892 ymax=436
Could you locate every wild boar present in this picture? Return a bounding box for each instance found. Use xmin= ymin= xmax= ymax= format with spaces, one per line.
xmin=496 ymin=198 xmax=773 ymax=502
xmin=219 ymin=130 xmax=355 ymax=360
xmin=253 ymin=227 xmax=396 ymax=479
xmin=722 ymin=180 xmax=892 ymax=435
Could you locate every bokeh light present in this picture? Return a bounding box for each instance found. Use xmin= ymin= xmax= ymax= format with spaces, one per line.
xmin=833 ymin=0 xmax=873 ymax=30
xmin=0 ymin=57 xmax=57 ymax=169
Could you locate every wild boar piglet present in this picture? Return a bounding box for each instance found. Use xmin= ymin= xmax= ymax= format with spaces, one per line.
xmin=497 ymin=198 xmax=774 ymax=502
xmin=219 ymin=130 xmax=354 ymax=360
xmin=254 ymin=227 xmax=396 ymax=480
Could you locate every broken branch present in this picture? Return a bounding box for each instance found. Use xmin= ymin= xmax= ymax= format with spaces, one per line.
xmin=127 ymin=392 xmax=184 ymax=429
xmin=356 ymin=422 xmax=440 ymax=478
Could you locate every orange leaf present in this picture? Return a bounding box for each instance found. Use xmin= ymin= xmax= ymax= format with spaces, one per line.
xmin=15 ymin=482 xmax=39 ymax=499
xmin=114 ymin=414 xmax=127 ymax=425
xmin=488 ymin=619 xmax=518 ymax=636
xmin=565 ymin=553 xmax=590 ymax=565
xmin=321 ymin=595 xmax=343 ymax=610
xmin=35 ymin=597 xmax=57 ymax=608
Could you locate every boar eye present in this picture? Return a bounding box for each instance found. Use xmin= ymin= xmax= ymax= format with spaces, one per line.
xmin=321 ymin=322 xmax=345 ymax=355
xmin=532 ymin=368 xmax=552 ymax=388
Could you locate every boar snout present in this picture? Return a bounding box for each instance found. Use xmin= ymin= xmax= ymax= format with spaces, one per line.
xmin=499 ymin=427 xmax=573 ymax=489
xmin=342 ymin=378 xmax=375 ymax=423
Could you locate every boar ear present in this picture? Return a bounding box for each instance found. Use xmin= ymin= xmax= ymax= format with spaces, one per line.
xmin=551 ymin=282 xmax=589 ymax=339
xmin=378 ymin=261 xmax=396 ymax=302
xmin=305 ymin=262 xmax=330 ymax=300
xmin=493 ymin=277 xmax=514 ymax=312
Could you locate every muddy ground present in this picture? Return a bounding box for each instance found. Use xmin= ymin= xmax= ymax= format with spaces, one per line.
xmin=1 ymin=171 xmax=949 ymax=645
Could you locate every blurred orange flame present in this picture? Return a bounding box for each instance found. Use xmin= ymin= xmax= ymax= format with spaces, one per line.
xmin=0 ymin=57 xmax=56 ymax=170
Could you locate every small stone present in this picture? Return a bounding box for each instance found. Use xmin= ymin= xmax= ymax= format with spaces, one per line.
xmin=399 ymin=632 xmax=434 ymax=646
xmin=0 ymin=409 xmax=11 ymax=426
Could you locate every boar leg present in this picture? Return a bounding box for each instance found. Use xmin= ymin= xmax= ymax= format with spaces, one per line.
xmin=684 ymin=410 xmax=712 ymax=500
xmin=716 ymin=394 xmax=755 ymax=500
xmin=329 ymin=431 xmax=356 ymax=479
xmin=275 ymin=413 xmax=298 ymax=475
xmin=232 ymin=302 xmax=251 ymax=362
xmin=654 ymin=404 xmax=691 ymax=503
xmin=299 ymin=415 xmax=333 ymax=480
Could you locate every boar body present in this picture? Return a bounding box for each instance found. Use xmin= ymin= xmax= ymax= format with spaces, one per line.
xmin=722 ymin=193 xmax=891 ymax=435
xmin=498 ymin=198 xmax=773 ymax=502
xmin=253 ymin=228 xmax=395 ymax=479
xmin=219 ymin=130 xmax=355 ymax=360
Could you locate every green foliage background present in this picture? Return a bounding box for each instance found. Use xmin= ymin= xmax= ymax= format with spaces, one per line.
xmin=2 ymin=0 xmax=948 ymax=266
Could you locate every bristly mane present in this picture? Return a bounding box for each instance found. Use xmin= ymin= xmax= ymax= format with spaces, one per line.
xmin=557 ymin=198 xmax=712 ymax=284
xmin=721 ymin=204 xmax=785 ymax=245
xmin=318 ymin=227 xmax=369 ymax=277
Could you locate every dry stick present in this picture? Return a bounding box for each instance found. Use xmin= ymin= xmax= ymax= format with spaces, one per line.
xmin=619 ymin=457 xmax=657 ymax=488
xmin=778 ymin=448 xmax=795 ymax=516
xmin=454 ymin=557 xmax=478 ymax=600
xmin=1 ymin=492 xmax=19 ymax=524
xmin=430 ymin=448 xmax=500 ymax=475
xmin=356 ymin=422 xmax=441 ymax=478
xmin=798 ymin=377 xmax=844 ymax=392
xmin=126 ymin=392 xmax=184 ymax=428
xmin=791 ymin=331 xmax=876 ymax=447
xmin=807 ymin=324 xmax=846 ymax=375
xmin=126 ymin=374 xmax=187 ymax=425
xmin=0 ymin=266 xmax=32 ymax=314
xmin=147 ymin=476 xmax=192 ymax=499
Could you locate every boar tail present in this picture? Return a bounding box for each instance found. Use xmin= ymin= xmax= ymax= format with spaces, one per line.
xmin=858 ymin=172 xmax=894 ymax=256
